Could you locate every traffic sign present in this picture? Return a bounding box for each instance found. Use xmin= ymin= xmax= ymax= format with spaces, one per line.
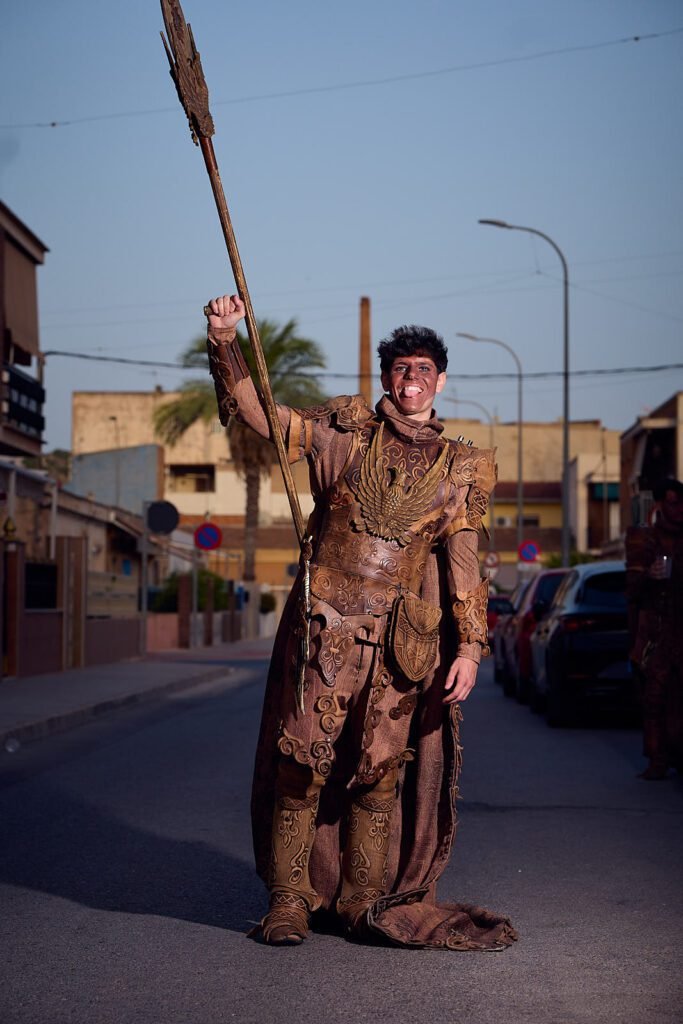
xmin=194 ymin=522 xmax=223 ymax=551
xmin=147 ymin=500 xmax=179 ymax=534
xmin=483 ymin=550 xmax=500 ymax=579
xmin=518 ymin=540 xmax=541 ymax=563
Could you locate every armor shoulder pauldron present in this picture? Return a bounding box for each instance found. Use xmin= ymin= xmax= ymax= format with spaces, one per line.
xmin=298 ymin=394 xmax=374 ymax=431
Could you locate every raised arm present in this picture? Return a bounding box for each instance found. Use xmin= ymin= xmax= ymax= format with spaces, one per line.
xmin=205 ymin=293 xmax=289 ymax=439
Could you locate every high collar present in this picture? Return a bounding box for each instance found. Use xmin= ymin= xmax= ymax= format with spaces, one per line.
xmin=375 ymin=395 xmax=444 ymax=443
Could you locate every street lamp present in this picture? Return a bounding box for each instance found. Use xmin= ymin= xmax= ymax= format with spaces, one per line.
xmin=457 ymin=332 xmax=523 ymax=561
xmin=479 ymin=218 xmax=570 ymax=567
xmin=109 ymin=415 xmax=121 ymax=510
xmin=444 ymin=396 xmax=496 ymax=548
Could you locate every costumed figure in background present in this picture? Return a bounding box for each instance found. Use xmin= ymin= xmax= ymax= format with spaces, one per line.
xmin=207 ymin=293 xmax=517 ymax=951
xmin=626 ymin=478 xmax=683 ymax=780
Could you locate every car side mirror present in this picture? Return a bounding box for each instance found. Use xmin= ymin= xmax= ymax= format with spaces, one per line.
xmin=532 ymin=600 xmax=548 ymax=620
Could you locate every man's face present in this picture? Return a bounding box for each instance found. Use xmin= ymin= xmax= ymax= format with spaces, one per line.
xmin=381 ymin=354 xmax=446 ymax=422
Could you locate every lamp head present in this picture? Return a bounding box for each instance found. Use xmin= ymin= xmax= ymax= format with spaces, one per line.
xmin=478 ymin=219 xmax=511 ymax=229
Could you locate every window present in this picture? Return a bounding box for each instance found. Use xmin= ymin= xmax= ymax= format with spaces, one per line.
xmin=552 ymin=571 xmax=578 ymax=609
xmin=579 ymin=572 xmax=626 ymax=610
xmin=534 ymin=573 xmax=566 ymax=605
xmin=168 ymin=464 xmax=215 ymax=493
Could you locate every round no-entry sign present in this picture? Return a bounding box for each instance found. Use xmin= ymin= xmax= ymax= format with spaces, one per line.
xmin=194 ymin=522 xmax=223 ymax=551
xmin=518 ymin=540 xmax=541 ymax=563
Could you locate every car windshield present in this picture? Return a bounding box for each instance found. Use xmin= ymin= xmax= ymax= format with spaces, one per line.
xmin=510 ymin=582 xmax=530 ymax=610
xmin=551 ymin=571 xmax=577 ymax=609
xmin=579 ymin=571 xmax=626 ymax=609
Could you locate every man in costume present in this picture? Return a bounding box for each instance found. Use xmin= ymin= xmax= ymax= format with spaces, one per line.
xmin=206 ymin=293 xmax=516 ymax=950
xmin=626 ymin=479 xmax=683 ymax=780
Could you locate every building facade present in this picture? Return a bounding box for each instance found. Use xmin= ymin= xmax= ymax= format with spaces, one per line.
xmin=0 ymin=202 xmax=47 ymax=460
xmin=620 ymin=391 xmax=683 ymax=530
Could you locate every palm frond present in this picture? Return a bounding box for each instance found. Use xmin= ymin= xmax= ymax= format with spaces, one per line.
xmin=153 ymin=383 xmax=216 ymax=446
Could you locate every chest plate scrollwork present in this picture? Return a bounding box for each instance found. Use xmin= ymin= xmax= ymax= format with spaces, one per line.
xmin=354 ymin=423 xmax=449 ymax=546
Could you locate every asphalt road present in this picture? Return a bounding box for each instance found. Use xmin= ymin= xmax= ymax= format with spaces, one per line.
xmin=1 ymin=654 xmax=681 ymax=1024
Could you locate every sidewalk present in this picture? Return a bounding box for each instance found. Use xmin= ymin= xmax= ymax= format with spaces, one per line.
xmin=0 ymin=637 xmax=275 ymax=750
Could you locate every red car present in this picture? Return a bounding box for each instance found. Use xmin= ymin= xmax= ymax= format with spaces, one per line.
xmin=503 ymin=569 xmax=569 ymax=702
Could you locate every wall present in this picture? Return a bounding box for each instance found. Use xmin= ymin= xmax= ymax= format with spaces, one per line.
xmin=21 ymin=611 xmax=63 ymax=675
xmin=440 ymin=416 xmax=621 ymax=483
xmin=68 ymin=445 xmax=163 ymax=514
xmin=146 ymin=613 xmax=179 ymax=652
xmin=84 ymin=617 xmax=140 ymax=667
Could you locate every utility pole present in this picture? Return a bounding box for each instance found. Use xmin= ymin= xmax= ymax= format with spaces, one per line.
xmin=359 ymin=296 xmax=372 ymax=407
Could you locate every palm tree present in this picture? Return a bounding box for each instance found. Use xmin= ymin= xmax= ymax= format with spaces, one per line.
xmin=154 ymin=318 xmax=327 ymax=580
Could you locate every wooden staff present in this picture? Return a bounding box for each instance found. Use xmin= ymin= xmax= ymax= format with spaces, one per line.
xmin=160 ymin=0 xmax=306 ymax=545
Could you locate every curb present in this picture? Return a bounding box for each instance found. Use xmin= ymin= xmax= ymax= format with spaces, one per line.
xmin=1 ymin=665 xmax=237 ymax=751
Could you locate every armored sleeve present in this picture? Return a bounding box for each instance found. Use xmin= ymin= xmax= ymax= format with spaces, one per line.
xmin=207 ymin=326 xmax=312 ymax=461
xmin=442 ymin=447 xmax=497 ymax=664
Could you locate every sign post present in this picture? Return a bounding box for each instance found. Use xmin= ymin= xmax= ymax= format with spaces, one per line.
xmin=483 ymin=550 xmax=500 ymax=580
xmin=517 ymin=540 xmax=542 ymax=564
xmin=140 ymin=500 xmax=180 ymax=655
xmin=192 ymin=521 xmax=223 ymax=648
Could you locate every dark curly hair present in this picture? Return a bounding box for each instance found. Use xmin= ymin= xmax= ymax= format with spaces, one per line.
xmin=377 ymin=325 xmax=448 ymax=375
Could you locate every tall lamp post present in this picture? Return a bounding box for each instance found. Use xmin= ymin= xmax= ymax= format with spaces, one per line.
xmin=457 ymin=332 xmax=524 ymax=564
xmin=444 ymin=396 xmax=496 ymax=549
xmin=479 ymin=218 xmax=570 ymax=567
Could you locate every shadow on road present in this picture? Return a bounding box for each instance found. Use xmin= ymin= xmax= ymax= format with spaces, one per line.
xmin=0 ymin=782 xmax=263 ymax=936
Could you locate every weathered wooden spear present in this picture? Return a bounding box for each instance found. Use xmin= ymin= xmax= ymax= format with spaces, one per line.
xmin=160 ymin=0 xmax=306 ymax=546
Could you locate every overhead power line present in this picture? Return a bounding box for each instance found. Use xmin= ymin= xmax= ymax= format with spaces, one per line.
xmin=3 ymin=28 xmax=681 ymax=130
xmin=42 ymin=349 xmax=683 ymax=380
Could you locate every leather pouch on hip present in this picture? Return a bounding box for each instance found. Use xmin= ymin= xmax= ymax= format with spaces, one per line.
xmin=388 ymin=594 xmax=442 ymax=682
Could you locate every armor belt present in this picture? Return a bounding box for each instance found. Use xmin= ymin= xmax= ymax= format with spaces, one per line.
xmin=313 ymin=511 xmax=433 ymax=593
xmin=310 ymin=564 xmax=407 ymax=617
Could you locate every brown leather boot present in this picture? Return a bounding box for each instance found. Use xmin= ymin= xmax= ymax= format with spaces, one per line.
xmin=337 ymin=769 xmax=397 ymax=937
xmin=260 ymin=761 xmax=324 ymax=946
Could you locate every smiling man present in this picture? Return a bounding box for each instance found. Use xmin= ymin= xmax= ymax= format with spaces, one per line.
xmin=206 ymin=295 xmax=515 ymax=950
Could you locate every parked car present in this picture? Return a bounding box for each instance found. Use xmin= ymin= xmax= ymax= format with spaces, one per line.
xmin=529 ymin=560 xmax=633 ymax=726
xmin=493 ymin=580 xmax=530 ymax=685
xmin=503 ymin=569 xmax=569 ymax=702
xmin=487 ymin=594 xmax=514 ymax=648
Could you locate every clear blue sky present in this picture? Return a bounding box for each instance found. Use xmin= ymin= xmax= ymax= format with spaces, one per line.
xmin=2 ymin=0 xmax=682 ymax=451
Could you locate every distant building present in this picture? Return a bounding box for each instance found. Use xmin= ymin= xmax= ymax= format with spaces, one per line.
xmin=620 ymin=391 xmax=683 ymax=529
xmin=72 ymin=390 xmax=620 ymax=589
xmin=68 ymin=444 xmax=164 ymax=515
xmin=0 ymin=202 xmax=48 ymax=459
xmin=441 ymin=415 xmax=621 ymax=585
xmin=71 ymin=388 xmax=312 ymax=528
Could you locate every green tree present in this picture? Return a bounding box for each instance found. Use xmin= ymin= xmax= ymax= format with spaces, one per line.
xmin=154 ymin=319 xmax=326 ymax=580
